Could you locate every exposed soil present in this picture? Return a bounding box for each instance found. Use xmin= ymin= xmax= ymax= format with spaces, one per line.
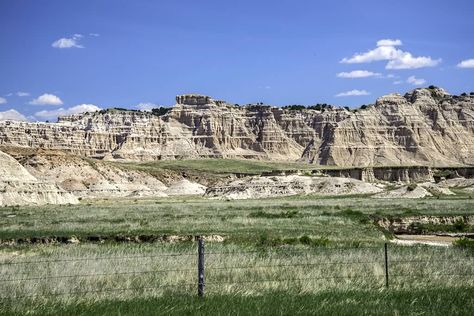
xmin=391 ymin=234 xmax=456 ymax=247
xmin=0 ymin=234 xmax=225 ymax=246
xmin=373 ymin=215 xmax=474 ymax=234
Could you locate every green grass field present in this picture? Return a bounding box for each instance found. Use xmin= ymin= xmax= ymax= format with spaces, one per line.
xmin=1 ymin=194 xmax=473 ymax=315
xmin=113 ymin=158 xmax=319 ymax=175
xmin=10 ymin=288 xmax=473 ymax=316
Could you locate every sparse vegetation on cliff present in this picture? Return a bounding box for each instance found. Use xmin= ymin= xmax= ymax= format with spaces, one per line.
xmin=151 ymin=107 xmax=172 ymax=116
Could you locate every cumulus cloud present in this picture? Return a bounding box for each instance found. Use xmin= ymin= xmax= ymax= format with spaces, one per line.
xmin=393 ymin=80 xmax=403 ymax=85
xmin=0 ymin=109 xmax=29 ymax=121
xmin=335 ymin=89 xmax=370 ymax=97
xmin=457 ymin=59 xmax=474 ymax=68
xmin=0 ymin=97 xmax=6 ymax=104
xmin=341 ymin=39 xmax=441 ymax=69
xmin=337 ymin=70 xmax=381 ymax=78
xmin=89 ymin=33 xmax=100 ymax=37
xmin=29 ymin=93 xmax=63 ymax=106
xmin=406 ymin=76 xmax=426 ymax=86
xmin=136 ymin=102 xmax=159 ymax=111
xmin=16 ymin=91 xmax=30 ymax=97
xmin=52 ymin=34 xmax=84 ymax=48
xmin=35 ymin=104 xmax=101 ymax=120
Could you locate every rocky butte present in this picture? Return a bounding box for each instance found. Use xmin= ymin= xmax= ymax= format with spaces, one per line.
xmin=0 ymin=87 xmax=473 ymax=167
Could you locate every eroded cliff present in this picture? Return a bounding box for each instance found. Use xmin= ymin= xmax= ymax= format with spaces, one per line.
xmin=1 ymin=87 xmax=473 ymax=167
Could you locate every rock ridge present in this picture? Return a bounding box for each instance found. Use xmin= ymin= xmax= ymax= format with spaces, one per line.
xmin=0 ymin=87 xmax=473 ymax=167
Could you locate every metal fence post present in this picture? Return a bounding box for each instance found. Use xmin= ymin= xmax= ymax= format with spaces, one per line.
xmin=197 ymin=236 xmax=205 ymax=297
xmin=384 ymin=242 xmax=389 ymax=288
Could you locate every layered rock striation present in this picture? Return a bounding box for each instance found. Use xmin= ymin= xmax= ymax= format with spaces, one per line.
xmin=0 ymin=150 xmax=78 ymax=206
xmin=1 ymin=88 xmax=473 ymax=167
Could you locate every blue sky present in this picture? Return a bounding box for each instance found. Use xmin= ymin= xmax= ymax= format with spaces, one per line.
xmin=1 ymin=0 xmax=474 ymax=121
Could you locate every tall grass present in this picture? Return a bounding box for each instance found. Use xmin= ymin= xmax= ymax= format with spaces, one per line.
xmin=1 ymin=195 xmax=473 ymax=241
xmin=18 ymin=287 xmax=474 ymax=316
xmin=1 ymin=243 xmax=472 ymax=314
xmin=1 ymin=195 xmax=473 ymax=314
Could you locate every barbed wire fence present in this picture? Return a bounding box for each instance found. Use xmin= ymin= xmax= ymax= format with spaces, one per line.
xmin=0 ymin=239 xmax=473 ymax=301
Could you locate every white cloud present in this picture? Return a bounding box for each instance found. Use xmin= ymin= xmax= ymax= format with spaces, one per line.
xmin=341 ymin=40 xmax=441 ymax=70
xmin=0 ymin=97 xmax=6 ymax=104
xmin=393 ymin=80 xmax=403 ymax=85
xmin=16 ymin=91 xmax=30 ymax=97
xmin=386 ymin=74 xmax=396 ymax=78
xmin=52 ymin=34 xmax=84 ymax=49
xmin=29 ymin=93 xmax=63 ymax=106
xmin=386 ymin=53 xmax=440 ymax=70
xmin=377 ymin=39 xmax=402 ymax=47
xmin=136 ymin=102 xmax=158 ymax=111
xmin=89 ymin=33 xmax=100 ymax=37
xmin=337 ymin=70 xmax=381 ymax=78
xmin=4 ymin=93 xmax=13 ymax=97
xmin=457 ymin=59 xmax=474 ymax=68
xmin=0 ymin=109 xmax=29 ymax=121
xmin=407 ymin=76 xmax=426 ymax=86
xmin=35 ymin=104 xmax=101 ymax=120
xmin=335 ymin=89 xmax=370 ymax=97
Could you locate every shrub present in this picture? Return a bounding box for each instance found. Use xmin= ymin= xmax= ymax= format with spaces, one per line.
xmin=151 ymin=107 xmax=171 ymax=116
xmin=308 ymin=103 xmax=333 ymax=111
xmin=299 ymin=235 xmax=312 ymax=245
xmin=453 ymin=237 xmax=474 ymax=250
xmin=453 ymin=220 xmax=467 ymax=231
xmin=360 ymin=105 xmax=368 ymax=110
xmin=407 ymin=183 xmax=418 ymax=191
xmin=282 ymin=105 xmax=306 ymax=111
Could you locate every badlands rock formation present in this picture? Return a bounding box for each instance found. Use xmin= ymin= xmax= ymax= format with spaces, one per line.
xmin=205 ymin=175 xmax=383 ymax=200
xmin=3 ymin=148 xmax=206 ymax=198
xmin=0 ymin=87 xmax=473 ymax=167
xmin=0 ymin=150 xmax=78 ymax=206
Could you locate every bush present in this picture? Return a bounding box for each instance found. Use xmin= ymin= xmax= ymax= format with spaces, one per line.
xmin=407 ymin=183 xmax=418 ymax=191
xmin=360 ymin=105 xmax=368 ymax=110
xmin=428 ymin=85 xmax=437 ymax=89
xmin=299 ymin=235 xmax=312 ymax=245
xmin=151 ymin=107 xmax=171 ymax=116
xmin=308 ymin=103 xmax=333 ymax=111
xmin=282 ymin=105 xmax=306 ymax=111
xmin=453 ymin=237 xmax=474 ymax=250
xmin=461 ymin=93 xmax=468 ymax=97
xmin=453 ymin=220 xmax=467 ymax=231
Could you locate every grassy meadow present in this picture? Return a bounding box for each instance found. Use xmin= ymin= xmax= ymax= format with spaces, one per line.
xmin=1 ymin=193 xmax=474 ymax=315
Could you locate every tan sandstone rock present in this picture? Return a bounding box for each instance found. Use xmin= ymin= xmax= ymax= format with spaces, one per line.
xmin=0 ymin=150 xmax=78 ymax=206
xmin=0 ymin=87 xmax=472 ymax=167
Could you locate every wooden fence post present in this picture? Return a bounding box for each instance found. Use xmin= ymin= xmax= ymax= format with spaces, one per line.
xmin=197 ymin=236 xmax=205 ymax=297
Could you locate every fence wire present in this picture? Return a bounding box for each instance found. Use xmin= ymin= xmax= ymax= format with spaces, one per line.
xmin=1 ymin=244 xmax=473 ymax=301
